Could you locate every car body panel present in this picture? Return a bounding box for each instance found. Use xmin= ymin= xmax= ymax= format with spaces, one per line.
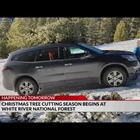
xmin=2 ymin=43 xmax=140 ymax=94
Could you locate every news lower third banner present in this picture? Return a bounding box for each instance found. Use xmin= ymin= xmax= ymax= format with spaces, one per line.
xmin=0 ymin=95 xmax=140 ymax=112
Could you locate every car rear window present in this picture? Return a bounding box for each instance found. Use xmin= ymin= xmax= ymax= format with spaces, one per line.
xmin=11 ymin=50 xmax=38 ymax=62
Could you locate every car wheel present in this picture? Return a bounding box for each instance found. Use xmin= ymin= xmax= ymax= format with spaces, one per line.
xmin=103 ymin=67 xmax=128 ymax=87
xmin=16 ymin=78 xmax=38 ymax=96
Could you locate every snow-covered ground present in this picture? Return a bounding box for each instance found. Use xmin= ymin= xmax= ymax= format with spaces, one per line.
xmin=1 ymin=38 xmax=140 ymax=122
xmin=96 ymin=38 xmax=140 ymax=51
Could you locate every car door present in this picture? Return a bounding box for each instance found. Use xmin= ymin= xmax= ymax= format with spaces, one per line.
xmin=60 ymin=44 xmax=99 ymax=88
xmin=34 ymin=46 xmax=65 ymax=91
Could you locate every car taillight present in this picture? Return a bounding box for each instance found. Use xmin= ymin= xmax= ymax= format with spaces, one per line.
xmin=1 ymin=66 xmax=7 ymax=71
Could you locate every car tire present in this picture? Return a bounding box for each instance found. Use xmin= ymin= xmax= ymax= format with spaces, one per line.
xmin=16 ymin=78 xmax=38 ymax=96
xmin=103 ymin=67 xmax=128 ymax=87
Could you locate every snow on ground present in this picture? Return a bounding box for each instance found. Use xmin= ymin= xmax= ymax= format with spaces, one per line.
xmin=95 ymin=38 xmax=140 ymax=51
xmin=1 ymin=38 xmax=140 ymax=122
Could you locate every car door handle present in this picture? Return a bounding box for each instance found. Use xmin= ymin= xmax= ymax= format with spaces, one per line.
xmin=64 ymin=63 xmax=72 ymax=66
xmin=35 ymin=66 xmax=43 ymax=69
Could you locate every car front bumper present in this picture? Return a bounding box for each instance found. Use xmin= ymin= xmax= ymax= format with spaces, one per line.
xmin=128 ymin=64 xmax=140 ymax=80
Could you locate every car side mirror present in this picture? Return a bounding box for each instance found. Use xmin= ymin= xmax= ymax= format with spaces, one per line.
xmin=81 ymin=54 xmax=94 ymax=59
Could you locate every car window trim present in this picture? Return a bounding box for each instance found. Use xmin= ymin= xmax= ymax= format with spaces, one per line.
xmin=36 ymin=46 xmax=61 ymax=62
xmin=60 ymin=45 xmax=92 ymax=60
xmin=11 ymin=50 xmax=38 ymax=62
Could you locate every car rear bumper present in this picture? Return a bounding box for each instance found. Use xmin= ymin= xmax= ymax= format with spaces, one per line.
xmin=2 ymin=70 xmax=15 ymax=91
xmin=2 ymin=78 xmax=14 ymax=91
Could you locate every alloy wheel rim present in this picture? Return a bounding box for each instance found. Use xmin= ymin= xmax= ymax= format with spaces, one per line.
xmin=107 ymin=71 xmax=123 ymax=86
xmin=19 ymin=82 xmax=34 ymax=95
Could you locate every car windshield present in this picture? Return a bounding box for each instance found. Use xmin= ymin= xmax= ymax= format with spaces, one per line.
xmin=78 ymin=43 xmax=104 ymax=54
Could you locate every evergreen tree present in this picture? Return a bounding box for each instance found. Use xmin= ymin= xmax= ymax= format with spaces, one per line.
xmin=98 ymin=18 xmax=114 ymax=44
xmin=0 ymin=39 xmax=8 ymax=58
xmin=20 ymin=18 xmax=38 ymax=33
xmin=85 ymin=18 xmax=100 ymax=46
xmin=7 ymin=18 xmax=35 ymax=52
xmin=111 ymin=18 xmax=122 ymax=38
xmin=0 ymin=18 xmax=11 ymax=58
xmin=46 ymin=18 xmax=59 ymax=23
xmin=28 ymin=18 xmax=87 ymax=46
xmin=136 ymin=28 xmax=140 ymax=38
xmin=71 ymin=18 xmax=87 ymax=43
xmin=114 ymin=21 xmax=128 ymax=42
xmin=37 ymin=18 xmax=47 ymax=26
xmin=129 ymin=18 xmax=140 ymax=39
xmin=7 ymin=18 xmax=23 ymax=51
xmin=0 ymin=18 xmax=11 ymax=34
xmin=121 ymin=18 xmax=132 ymax=39
xmin=111 ymin=18 xmax=122 ymax=28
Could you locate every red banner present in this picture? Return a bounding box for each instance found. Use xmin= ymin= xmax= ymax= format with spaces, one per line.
xmin=55 ymin=95 xmax=87 ymax=100
xmin=0 ymin=95 xmax=87 ymax=101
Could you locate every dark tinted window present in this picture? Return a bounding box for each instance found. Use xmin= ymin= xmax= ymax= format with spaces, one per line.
xmin=11 ymin=50 xmax=37 ymax=62
xmin=36 ymin=47 xmax=59 ymax=61
xmin=63 ymin=46 xmax=89 ymax=59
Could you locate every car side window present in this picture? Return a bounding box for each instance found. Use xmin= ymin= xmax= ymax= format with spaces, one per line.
xmin=63 ymin=46 xmax=90 ymax=59
xmin=11 ymin=50 xmax=38 ymax=62
xmin=36 ymin=47 xmax=59 ymax=61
